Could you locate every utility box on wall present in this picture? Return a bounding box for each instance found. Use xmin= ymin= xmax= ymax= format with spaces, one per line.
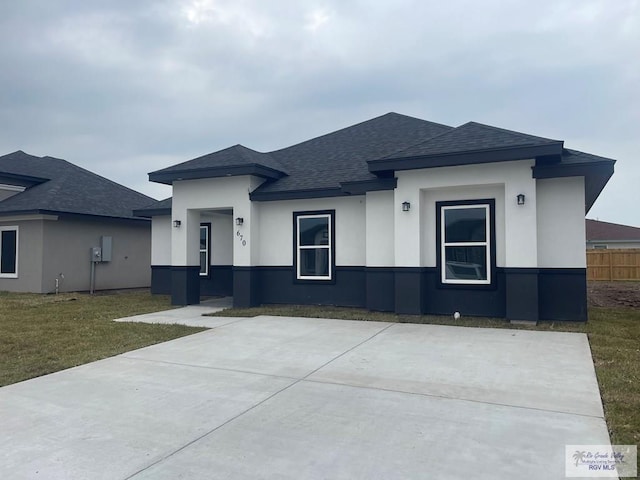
xmin=91 ymin=247 xmax=102 ymax=262
xmin=101 ymin=236 xmax=112 ymax=262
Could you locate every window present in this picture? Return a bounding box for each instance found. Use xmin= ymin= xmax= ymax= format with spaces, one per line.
xmin=294 ymin=211 xmax=334 ymax=281
xmin=593 ymin=245 xmax=607 ymax=250
xmin=199 ymin=223 xmax=211 ymax=277
xmin=0 ymin=226 xmax=18 ymax=278
xmin=439 ymin=202 xmax=492 ymax=285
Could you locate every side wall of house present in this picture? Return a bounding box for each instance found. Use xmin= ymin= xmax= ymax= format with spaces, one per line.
xmin=42 ymin=216 xmax=151 ymax=292
xmin=536 ymin=176 xmax=587 ymax=320
xmin=0 ymin=217 xmax=45 ymax=293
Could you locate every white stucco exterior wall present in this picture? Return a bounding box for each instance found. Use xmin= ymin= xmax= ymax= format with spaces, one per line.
xmin=395 ymin=160 xmax=537 ymax=268
xmin=151 ymin=216 xmax=171 ymax=265
xmin=257 ymin=196 xmax=366 ymax=266
xmin=171 ymin=176 xmax=264 ymax=267
xmin=537 ymin=176 xmax=586 ymax=268
xmin=365 ymin=190 xmax=395 ymax=266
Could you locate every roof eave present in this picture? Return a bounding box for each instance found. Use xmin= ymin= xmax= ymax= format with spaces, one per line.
xmin=367 ymin=142 xmax=564 ymax=173
xmin=533 ymin=160 xmax=615 ymax=213
xmin=0 ymin=208 xmax=150 ymax=223
xmin=149 ymin=164 xmax=287 ymax=185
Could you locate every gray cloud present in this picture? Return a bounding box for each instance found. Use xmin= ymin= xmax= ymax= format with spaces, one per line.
xmin=0 ymin=0 xmax=637 ymax=224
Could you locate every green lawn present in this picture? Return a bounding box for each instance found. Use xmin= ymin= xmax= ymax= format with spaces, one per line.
xmin=0 ymin=290 xmax=205 ymax=387
xmin=216 ymin=304 xmax=640 ymax=447
xmin=2 ymin=290 xmax=637 ymax=449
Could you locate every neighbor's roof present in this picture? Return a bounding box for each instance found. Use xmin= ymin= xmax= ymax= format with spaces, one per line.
xmin=146 ymin=112 xmax=615 ymax=210
xmin=586 ymin=219 xmax=640 ymax=241
xmin=0 ymin=151 xmax=155 ymax=220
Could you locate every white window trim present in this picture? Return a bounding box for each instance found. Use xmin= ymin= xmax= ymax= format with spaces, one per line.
xmin=296 ymin=213 xmax=332 ymax=281
xmin=199 ymin=224 xmax=209 ymax=277
xmin=0 ymin=225 xmax=19 ymax=279
xmin=440 ymin=204 xmax=490 ymax=285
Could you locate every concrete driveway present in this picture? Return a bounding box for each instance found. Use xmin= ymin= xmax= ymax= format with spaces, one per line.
xmin=0 ymin=309 xmax=610 ymax=479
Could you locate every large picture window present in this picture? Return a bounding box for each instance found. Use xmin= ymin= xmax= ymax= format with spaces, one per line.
xmin=0 ymin=226 xmax=18 ymax=278
xmin=199 ymin=223 xmax=211 ymax=277
xmin=294 ymin=211 xmax=334 ymax=281
xmin=439 ymin=202 xmax=492 ymax=285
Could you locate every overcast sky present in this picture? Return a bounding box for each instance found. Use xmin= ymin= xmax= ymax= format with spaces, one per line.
xmin=1 ymin=0 xmax=638 ymax=225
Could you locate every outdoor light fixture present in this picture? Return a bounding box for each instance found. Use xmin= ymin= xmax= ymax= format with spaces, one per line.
xmin=173 ymin=220 xmax=181 ymax=228
xmin=517 ymin=194 xmax=526 ymax=206
xmin=402 ymin=201 xmax=411 ymax=212
xmin=235 ymin=217 xmax=244 ymax=226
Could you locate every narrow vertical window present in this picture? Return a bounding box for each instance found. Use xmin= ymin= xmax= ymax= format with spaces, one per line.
xmin=199 ymin=223 xmax=211 ymax=277
xmin=295 ymin=211 xmax=334 ymax=281
xmin=440 ymin=204 xmax=491 ymax=285
xmin=0 ymin=227 xmax=18 ymax=278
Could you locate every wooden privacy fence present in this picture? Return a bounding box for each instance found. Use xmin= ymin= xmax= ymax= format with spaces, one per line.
xmin=587 ymin=249 xmax=640 ymax=281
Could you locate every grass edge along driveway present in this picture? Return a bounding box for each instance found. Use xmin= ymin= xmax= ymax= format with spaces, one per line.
xmin=0 ymin=290 xmax=206 ymax=388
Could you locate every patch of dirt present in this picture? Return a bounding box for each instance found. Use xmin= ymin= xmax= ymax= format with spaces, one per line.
xmin=588 ymin=281 xmax=640 ymax=308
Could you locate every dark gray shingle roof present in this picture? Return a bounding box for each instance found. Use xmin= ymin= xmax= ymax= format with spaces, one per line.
xmin=149 ymin=113 xmax=453 ymax=193
xmin=381 ymin=121 xmax=561 ymax=160
xmin=156 ymin=144 xmax=288 ymax=176
xmin=0 ymin=151 xmax=155 ymax=219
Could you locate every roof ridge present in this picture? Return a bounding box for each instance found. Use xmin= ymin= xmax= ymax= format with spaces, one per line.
xmin=268 ymin=112 xmax=452 ymax=154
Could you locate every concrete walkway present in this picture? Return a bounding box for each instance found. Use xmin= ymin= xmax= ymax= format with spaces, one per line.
xmin=0 ymin=307 xmax=610 ymax=479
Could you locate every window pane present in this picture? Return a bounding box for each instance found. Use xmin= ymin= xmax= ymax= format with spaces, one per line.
xmin=199 ymin=251 xmax=207 ymax=275
xmin=444 ymin=207 xmax=486 ymax=243
xmin=299 ymin=217 xmax=329 ymax=246
xmin=200 ymin=227 xmax=207 ymax=250
xmin=1 ymin=230 xmax=17 ymax=274
xmin=299 ymin=248 xmax=329 ymax=277
xmin=444 ymin=246 xmax=487 ymax=280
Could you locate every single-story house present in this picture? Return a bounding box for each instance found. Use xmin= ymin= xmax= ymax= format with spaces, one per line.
xmin=0 ymin=150 xmax=154 ymax=293
xmin=136 ymin=113 xmax=615 ymax=321
xmin=586 ymin=219 xmax=640 ymax=249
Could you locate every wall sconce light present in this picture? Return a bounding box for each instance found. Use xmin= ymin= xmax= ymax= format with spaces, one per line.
xmin=235 ymin=217 xmax=244 ymax=226
xmin=173 ymin=220 xmax=181 ymax=228
xmin=517 ymin=194 xmax=526 ymax=206
xmin=402 ymin=201 xmax=411 ymax=212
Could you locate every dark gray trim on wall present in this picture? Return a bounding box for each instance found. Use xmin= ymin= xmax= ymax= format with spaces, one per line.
xmin=538 ymin=268 xmax=587 ymax=321
xmin=171 ymin=266 xmax=200 ymax=305
xmin=233 ymin=266 xmax=259 ymax=308
xmin=151 ymin=265 xmax=171 ymax=294
xmin=156 ymin=263 xmax=587 ymax=321
xmin=366 ymin=267 xmax=395 ymax=312
xmin=394 ymin=268 xmax=423 ymax=315
xmin=504 ymin=268 xmax=539 ymax=321
xmin=422 ymin=267 xmax=506 ymax=318
xmin=201 ymin=265 xmax=233 ymax=296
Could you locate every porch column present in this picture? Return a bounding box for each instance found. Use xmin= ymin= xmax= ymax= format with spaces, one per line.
xmin=171 ymin=208 xmax=200 ymax=305
xmin=504 ymin=177 xmax=538 ymax=321
xmin=232 ymin=189 xmax=260 ymax=308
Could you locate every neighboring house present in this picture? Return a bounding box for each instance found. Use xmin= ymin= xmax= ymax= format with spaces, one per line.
xmin=586 ymin=219 xmax=640 ymax=249
xmin=136 ymin=113 xmax=615 ymax=322
xmin=0 ymin=151 xmax=154 ymax=293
